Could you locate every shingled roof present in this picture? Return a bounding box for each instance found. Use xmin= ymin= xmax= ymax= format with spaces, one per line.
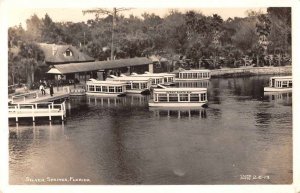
xmin=38 ymin=43 xmax=94 ymax=64
xmin=47 ymin=57 xmax=152 ymax=74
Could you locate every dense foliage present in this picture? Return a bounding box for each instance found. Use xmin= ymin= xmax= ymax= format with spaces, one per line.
xmin=8 ymin=8 xmax=291 ymax=85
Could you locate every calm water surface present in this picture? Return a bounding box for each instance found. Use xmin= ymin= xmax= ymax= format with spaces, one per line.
xmin=9 ymin=75 xmax=292 ymax=184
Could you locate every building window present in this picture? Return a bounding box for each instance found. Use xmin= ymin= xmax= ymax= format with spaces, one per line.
xmin=65 ymin=49 xmax=72 ymax=56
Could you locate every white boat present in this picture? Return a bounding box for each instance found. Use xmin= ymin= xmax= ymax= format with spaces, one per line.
xmin=86 ymin=79 xmax=127 ymax=97
xmin=107 ymin=75 xmax=151 ymax=95
xmin=175 ymin=69 xmax=211 ymax=81
xmin=264 ymin=76 xmax=292 ymax=92
xmin=148 ymin=86 xmax=208 ymax=107
xmin=130 ymin=72 xmax=165 ymax=87
xmin=144 ymin=72 xmax=176 ymax=86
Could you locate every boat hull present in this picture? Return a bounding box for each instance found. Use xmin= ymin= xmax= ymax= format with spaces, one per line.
xmin=264 ymin=87 xmax=292 ymax=92
xmin=148 ymin=101 xmax=208 ymax=107
xmin=86 ymin=92 xmax=126 ymax=97
xmin=175 ymin=78 xmax=210 ymax=81
xmin=126 ymin=89 xmax=150 ymax=95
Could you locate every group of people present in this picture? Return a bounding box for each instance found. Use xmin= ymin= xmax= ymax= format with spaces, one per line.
xmin=39 ymin=80 xmax=54 ymax=97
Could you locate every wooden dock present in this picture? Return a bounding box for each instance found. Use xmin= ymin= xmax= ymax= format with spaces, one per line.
xmin=8 ymin=101 xmax=66 ymax=122
xmin=10 ymin=86 xmax=70 ymax=104
xmin=8 ymin=86 xmax=70 ymax=123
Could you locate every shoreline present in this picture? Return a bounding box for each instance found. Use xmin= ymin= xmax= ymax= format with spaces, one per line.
xmin=210 ymin=66 xmax=292 ymax=78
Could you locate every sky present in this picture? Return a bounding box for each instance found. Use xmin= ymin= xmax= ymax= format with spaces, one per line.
xmin=8 ymin=7 xmax=267 ymax=29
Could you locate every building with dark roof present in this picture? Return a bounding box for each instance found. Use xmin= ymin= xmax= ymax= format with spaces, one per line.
xmin=38 ymin=43 xmax=95 ymax=65
xmin=47 ymin=57 xmax=154 ymax=82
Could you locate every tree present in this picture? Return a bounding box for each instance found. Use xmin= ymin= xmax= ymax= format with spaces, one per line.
xmin=26 ymin=14 xmax=42 ymax=42
xmin=18 ymin=42 xmax=45 ymax=85
xmin=83 ymin=8 xmax=133 ymax=60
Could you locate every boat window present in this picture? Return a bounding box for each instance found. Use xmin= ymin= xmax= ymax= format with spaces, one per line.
xmin=169 ymin=94 xmax=178 ymax=102
xmin=190 ymin=94 xmax=200 ymax=101
xmin=132 ymin=83 xmax=139 ymax=89
xmin=179 ymin=94 xmax=189 ymax=101
xmin=182 ymin=73 xmax=187 ymax=79
xmin=158 ymin=94 xmax=168 ymax=102
xmin=102 ymin=86 xmax=108 ymax=92
xmin=152 ymin=79 xmax=156 ymax=84
xmin=198 ymin=73 xmax=202 ymax=79
xmin=96 ymin=86 xmax=101 ymax=92
xmin=289 ymin=81 xmax=292 ymax=87
xmin=140 ymin=82 xmax=148 ymax=89
xmin=109 ymin=86 xmax=115 ymax=93
xmin=126 ymin=84 xmax=131 ymax=90
xmin=154 ymin=93 xmax=158 ymax=102
xmin=116 ymin=86 xmax=123 ymax=92
xmin=277 ymin=81 xmax=282 ymax=88
xmin=89 ymin=85 xmax=95 ymax=92
xmin=200 ymin=93 xmax=207 ymax=101
xmin=164 ymin=77 xmax=168 ymax=82
xmin=203 ymin=73 xmax=207 ymax=78
xmin=282 ymin=81 xmax=288 ymax=88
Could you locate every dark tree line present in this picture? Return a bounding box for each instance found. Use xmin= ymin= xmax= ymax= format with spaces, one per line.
xmin=8 ymin=8 xmax=291 ymax=85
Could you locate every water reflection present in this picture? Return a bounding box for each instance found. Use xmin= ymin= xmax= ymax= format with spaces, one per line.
xmin=176 ymin=80 xmax=210 ymax=88
xmin=9 ymin=75 xmax=292 ymax=185
xmin=87 ymin=95 xmax=149 ymax=107
xmin=150 ymin=108 xmax=207 ymax=119
xmin=264 ymin=92 xmax=292 ymax=105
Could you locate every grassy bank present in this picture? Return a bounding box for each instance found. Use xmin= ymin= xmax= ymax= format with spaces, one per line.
xmin=210 ymin=66 xmax=292 ymax=78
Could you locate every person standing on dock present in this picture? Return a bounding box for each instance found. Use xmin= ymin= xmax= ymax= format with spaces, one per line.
xmin=50 ymin=84 xmax=54 ymax=96
xmin=39 ymin=84 xmax=45 ymax=95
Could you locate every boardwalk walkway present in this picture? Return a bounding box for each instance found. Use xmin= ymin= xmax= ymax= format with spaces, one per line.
xmin=10 ymin=86 xmax=70 ymax=104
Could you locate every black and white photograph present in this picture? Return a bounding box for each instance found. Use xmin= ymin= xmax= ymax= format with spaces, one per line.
xmin=1 ymin=0 xmax=299 ymax=192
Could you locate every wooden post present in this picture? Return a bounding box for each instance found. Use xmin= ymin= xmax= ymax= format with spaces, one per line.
xmin=15 ymin=106 xmax=18 ymax=122
xmin=48 ymin=105 xmax=51 ymax=121
xmin=32 ymin=105 xmax=35 ymax=122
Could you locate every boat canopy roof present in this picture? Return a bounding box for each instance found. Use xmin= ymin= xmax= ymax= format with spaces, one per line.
xmin=179 ymin=69 xmax=211 ymax=73
xmin=270 ymin=76 xmax=292 ymax=80
xmin=153 ymin=87 xmax=207 ymax=92
xmin=144 ymin=72 xmax=176 ymax=77
xmin=109 ymin=76 xmax=151 ymax=82
xmin=131 ymin=73 xmax=164 ymax=78
xmin=87 ymin=79 xmax=127 ymax=85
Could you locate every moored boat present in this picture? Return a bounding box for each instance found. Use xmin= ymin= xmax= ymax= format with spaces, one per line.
xmin=144 ymin=72 xmax=176 ymax=86
xmin=175 ymin=69 xmax=211 ymax=81
xmin=148 ymin=86 xmax=208 ymax=107
xmin=86 ymin=79 xmax=127 ymax=97
xmin=107 ymin=75 xmax=151 ymax=95
xmin=264 ymin=76 xmax=292 ymax=92
xmin=130 ymin=72 xmax=165 ymax=87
